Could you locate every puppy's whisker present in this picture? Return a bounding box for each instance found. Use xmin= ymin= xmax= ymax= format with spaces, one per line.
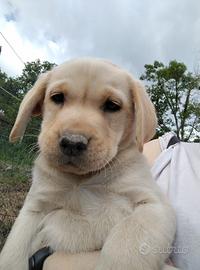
xmin=103 ymin=161 xmax=108 ymax=179
xmin=28 ymin=128 xmax=41 ymax=132
xmin=27 ymin=143 xmax=40 ymax=156
xmin=108 ymin=160 xmax=114 ymax=179
xmin=113 ymin=156 xmax=123 ymax=170
xmin=28 ymin=142 xmax=39 ymax=152
xmin=28 ymin=145 xmax=39 ymax=154
xmin=22 ymin=142 xmax=37 ymax=153
xmin=23 ymin=134 xmax=39 ymax=138
xmin=102 ymin=157 xmax=113 ymax=181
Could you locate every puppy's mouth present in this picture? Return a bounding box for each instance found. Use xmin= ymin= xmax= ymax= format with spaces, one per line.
xmin=59 ymin=157 xmax=79 ymax=168
xmin=58 ymin=158 xmax=109 ymax=176
xmin=41 ymin=134 xmax=117 ymax=175
xmin=57 ymin=155 xmax=81 ymax=167
xmin=45 ymin=150 xmax=114 ymax=176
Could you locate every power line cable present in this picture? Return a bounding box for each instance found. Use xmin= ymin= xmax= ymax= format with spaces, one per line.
xmin=0 ymin=86 xmax=21 ymax=101
xmin=0 ymin=31 xmax=25 ymax=65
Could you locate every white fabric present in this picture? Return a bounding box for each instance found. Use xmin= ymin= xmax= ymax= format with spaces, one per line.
xmin=151 ymin=132 xmax=200 ymax=270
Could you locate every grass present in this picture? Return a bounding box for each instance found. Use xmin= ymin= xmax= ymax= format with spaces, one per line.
xmin=0 ymin=136 xmax=35 ymax=167
xmin=0 ymin=180 xmax=30 ymax=250
xmin=0 ymin=135 xmax=35 ymax=250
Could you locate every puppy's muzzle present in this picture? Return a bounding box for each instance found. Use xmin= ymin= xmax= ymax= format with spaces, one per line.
xmin=59 ymin=133 xmax=88 ymax=157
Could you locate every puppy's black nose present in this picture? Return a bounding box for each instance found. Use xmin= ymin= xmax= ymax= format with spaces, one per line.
xmin=59 ymin=134 xmax=88 ymax=156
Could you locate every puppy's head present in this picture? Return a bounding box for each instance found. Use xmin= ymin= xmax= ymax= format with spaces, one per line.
xmin=10 ymin=58 xmax=157 ymax=175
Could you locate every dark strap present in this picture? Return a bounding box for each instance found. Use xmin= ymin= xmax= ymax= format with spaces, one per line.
xmin=29 ymin=246 xmax=53 ymax=270
xmin=167 ymin=135 xmax=180 ymax=149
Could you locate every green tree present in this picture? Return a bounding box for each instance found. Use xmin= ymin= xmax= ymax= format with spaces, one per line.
xmin=18 ymin=59 xmax=56 ymax=94
xmin=0 ymin=59 xmax=55 ymax=122
xmin=140 ymin=60 xmax=200 ymax=141
xmin=0 ymin=70 xmax=20 ymax=125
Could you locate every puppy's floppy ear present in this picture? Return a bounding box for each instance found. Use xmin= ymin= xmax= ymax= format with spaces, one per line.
xmin=9 ymin=72 xmax=50 ymax=143
xmin=129 ymin=77 xmax=157 ymax=152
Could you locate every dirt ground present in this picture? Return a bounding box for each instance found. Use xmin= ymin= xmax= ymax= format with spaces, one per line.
xmin=0 ymin=182 xmax=30 ymax=250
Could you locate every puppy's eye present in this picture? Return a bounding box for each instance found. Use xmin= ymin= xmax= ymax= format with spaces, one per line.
xmin=102 ymin=99 xmax=121 ymax=112
xmin=51 ymin=93 xmax=64 ymax=104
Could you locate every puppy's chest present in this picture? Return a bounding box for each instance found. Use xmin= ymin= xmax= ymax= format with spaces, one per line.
xmin=38 ymin=186 xmax=134 ymax=252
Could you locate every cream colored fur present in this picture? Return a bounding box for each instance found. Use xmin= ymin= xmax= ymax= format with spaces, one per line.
xmin=0 ymin=58 xmax=177 ymax=270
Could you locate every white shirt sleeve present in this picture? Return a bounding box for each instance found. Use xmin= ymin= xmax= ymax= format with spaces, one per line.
xmin=151 ymin=132 xmax=200 ymax=270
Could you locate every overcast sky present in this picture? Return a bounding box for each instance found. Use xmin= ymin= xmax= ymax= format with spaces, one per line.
xmin=0 ymin=0 xmax=200 ymax=78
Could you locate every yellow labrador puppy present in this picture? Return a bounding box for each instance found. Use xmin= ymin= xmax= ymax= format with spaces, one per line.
xmin=0 ymin=58 xmax=177 ymax=270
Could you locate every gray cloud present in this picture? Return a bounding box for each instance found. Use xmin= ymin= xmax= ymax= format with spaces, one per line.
xmin=1 ymin=0 xmax=200 ymax=77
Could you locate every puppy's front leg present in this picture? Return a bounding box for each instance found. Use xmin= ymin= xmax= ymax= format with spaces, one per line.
xmin=95 ymin=202 xmax=176 ymax=270
xmin=0 ymin=205 xmax=43 ymax=270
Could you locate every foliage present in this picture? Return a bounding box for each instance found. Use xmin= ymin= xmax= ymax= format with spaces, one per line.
xmin=0 ymin=59 xmax=55 ymax=168
xmin=18 ymin=59 xmax=56 ymax=94
xmin=140 ymin=60 xmax=200 ymax=141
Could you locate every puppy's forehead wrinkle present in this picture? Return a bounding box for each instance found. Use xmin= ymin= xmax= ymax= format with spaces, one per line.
xmin=47 ymin=79 xmax=70 ymax=93
xmin=47 ymin=64 xmax=130 ymax=108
